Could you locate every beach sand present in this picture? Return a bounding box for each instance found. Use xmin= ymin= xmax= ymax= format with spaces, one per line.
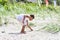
xmin=0 ymin=16 xmax=60 ymax=40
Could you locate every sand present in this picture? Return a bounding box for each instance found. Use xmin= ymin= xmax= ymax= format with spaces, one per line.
xmin=0 ymin=25 xmax=60 ymax=40
xmin=0 ymin=16 xmax=60 ymax=40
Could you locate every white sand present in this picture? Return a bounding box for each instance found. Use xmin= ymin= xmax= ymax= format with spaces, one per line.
xmin=0 ymin=27 xmax=60 ymax=40
xmin=0 ymin=17 xmax=60 ymax=40
xmin=0 ymin=25 xmax=60 ymax=40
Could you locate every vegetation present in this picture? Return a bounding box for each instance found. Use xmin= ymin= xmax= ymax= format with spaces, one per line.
xmin=42 ymin=23 xmax=60 ymax=33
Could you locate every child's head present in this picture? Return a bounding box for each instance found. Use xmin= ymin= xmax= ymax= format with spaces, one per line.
xmin=29 ymin=15 xmax=34 ymax=21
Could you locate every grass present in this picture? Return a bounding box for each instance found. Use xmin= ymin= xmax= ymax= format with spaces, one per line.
xmin=42 ymin=23 xmax=60 ymax=33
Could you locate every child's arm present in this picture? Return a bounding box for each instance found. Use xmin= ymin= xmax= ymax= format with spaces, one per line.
xmin=28 ymin=25 xmax=33 ymax=31
xmin=22 ymin=15 xmax=25 ymax=24
xmin=22 ymin=15 xmax=28 ymax=24
xmin=26 ymin=20 xmax=33 ymax=31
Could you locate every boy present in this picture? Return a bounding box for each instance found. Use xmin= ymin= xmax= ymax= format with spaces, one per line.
xmin=16 ymin=14 xmax=34 ymax=34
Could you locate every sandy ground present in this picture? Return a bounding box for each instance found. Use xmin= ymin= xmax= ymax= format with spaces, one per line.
xmin=0 ymin=26 xmax=60 ymax=40
xmin=0 ymin=16 xmax=60 ymax=40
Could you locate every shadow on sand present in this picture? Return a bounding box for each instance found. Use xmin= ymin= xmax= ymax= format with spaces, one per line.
xmin=9 ymin=33 xmax=20 ymax=35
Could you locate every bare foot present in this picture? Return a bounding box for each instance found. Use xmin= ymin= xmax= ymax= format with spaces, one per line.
xmin=20 ymin=31 xmax=26 ymax=34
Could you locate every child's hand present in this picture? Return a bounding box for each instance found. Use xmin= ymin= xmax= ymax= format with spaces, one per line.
xmin=31 ymin=29 xmax=33 ymax=31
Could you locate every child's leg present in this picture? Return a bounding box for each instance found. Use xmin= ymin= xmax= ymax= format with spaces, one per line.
xmin=20 ymin=25 xmax=26 ymax=33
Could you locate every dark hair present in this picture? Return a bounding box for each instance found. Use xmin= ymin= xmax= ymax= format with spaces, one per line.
xmin=30 ymin=15 xmax=34 ymax=19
